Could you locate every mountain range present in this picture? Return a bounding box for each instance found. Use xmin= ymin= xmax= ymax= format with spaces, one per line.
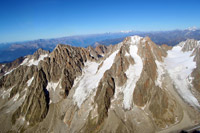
xmin=0 ymin=28 xmax=200 ymax=63
xmin=0 ymin=35 xmax=200 ymax=132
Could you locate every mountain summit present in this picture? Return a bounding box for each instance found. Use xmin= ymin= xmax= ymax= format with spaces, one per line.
xmin=0 ymin=36 xmax=200 ymax=132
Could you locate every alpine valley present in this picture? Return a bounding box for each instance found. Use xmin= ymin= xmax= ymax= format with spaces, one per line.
xmin=0 ymin=36 xmax=200 ymax=133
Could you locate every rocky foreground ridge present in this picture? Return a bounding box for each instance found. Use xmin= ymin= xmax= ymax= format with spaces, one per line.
xmin=0 ymin=36 xmax=200 ymax=133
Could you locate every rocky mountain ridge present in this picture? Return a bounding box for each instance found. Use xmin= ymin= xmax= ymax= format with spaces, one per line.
xmin=0 ymin=36 xmax=200 ymax=133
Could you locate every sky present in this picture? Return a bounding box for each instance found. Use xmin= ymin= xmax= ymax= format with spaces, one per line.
xmin=0 ymin=0 xmax=200 ymax=43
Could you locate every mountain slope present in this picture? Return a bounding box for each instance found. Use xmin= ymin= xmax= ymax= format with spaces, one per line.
xmin=0 ymin=36 xmax=200 ymax=132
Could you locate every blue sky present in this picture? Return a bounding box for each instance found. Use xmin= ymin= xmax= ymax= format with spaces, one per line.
xmin=0 ymin=0 xmax=200 ymax=43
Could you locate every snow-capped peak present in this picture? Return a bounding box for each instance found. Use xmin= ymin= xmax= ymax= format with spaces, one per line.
xmin=120 ymin=30 xmax=133 ymax=33
xmin=130 ymin=35 xmax=143 ymax=45
xmin=186 ymin=26 xmax=197 ymax=31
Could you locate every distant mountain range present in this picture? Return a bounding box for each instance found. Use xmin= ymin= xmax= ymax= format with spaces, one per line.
xmin=0 ymin=28 xmax=200 ymax=63
xmin=97 ymin=29 xmax=200 ymax=46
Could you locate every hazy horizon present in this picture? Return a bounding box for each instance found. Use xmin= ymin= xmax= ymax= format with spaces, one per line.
xmin=1 ymin=27 xmax=200 ymax=44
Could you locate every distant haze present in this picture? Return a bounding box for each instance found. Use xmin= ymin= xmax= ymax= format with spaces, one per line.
xmin=0 ymin=29 xmax=200 ymax=63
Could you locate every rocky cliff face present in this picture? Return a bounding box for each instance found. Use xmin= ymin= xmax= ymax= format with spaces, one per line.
xmin=0 ymin=36 xmax=200 ymax=133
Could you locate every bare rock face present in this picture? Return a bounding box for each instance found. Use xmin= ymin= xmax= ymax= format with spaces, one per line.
xmin=0 ymin=36 xmax=200 ymax=133
xmin=11 ymin=69 xmax=49 ymax=129
xmin=161 ymin=44 xmax=172 ymax=51
xmin=0 ymin=57 xmax=24 ymax=77
xmin=192 ymin=49 xmax=200 ymax=93
xmin=95 ymin=44 xmax=109 ymax=56
xmin=95 ymin=72 xmax=115 ymax=123
xmin=87 ymin=46 xmax=99 ymax=59
xmin=0 ymin=65 xmax=48 ymax=132
xmin=111 ymin=46 xmax=130 ymax=86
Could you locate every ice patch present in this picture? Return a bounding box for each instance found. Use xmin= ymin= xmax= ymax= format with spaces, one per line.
xmin=140 ymin=104 xmax=146 ymax=110
xmin=21 ymin=54 xmax=48 ymax=66
xmin=73 ymin=50 xmax=119 ymax=107
xmin=22 ymin=116 xmax=25 ymax=121
xmin=4 ymin=68 xmax=17 ymax=75
xmin=47 ymin=81 xmax=59 ymax=91
xmin=122 ymin=45 xmax=143 ymax=110
xmin=13 ymin=93 xmax=20 ymax=101
xmin=20 ymin=58 xmax=29 ymax=66
xmin=27 ymin=77 xmax=34 ymax=87
xmin=155 ymin=60 xmax=165 ymax=88
xmin=198 ymin=41 xmax=200 ymax=45
xmin=125 ymin=52 xmax=130 ymax=57
xmin=0 ymin=87 xmax=13 ymax=99
xmin=164 ymin=46 xmax=199 ymax=107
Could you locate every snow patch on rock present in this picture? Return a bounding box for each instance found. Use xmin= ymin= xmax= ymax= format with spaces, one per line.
xmin=47 ymin=81 xmax=59 ymax=91
xmin=21 ymin=54 xmax=48 ymax=66
xmin=0 ymin=87 xmax=13 ymax=99
xmin=13 ymin=93 xmax=20 ymax=101
xmin=155 ymin=60 xmax=165 ymax=88
xmin=122 ymin=44 xmax=143 ymax=110
xmin=4 ymin=68 xmax=17 ymax=76
xmin=27 ymin=77 xmax=34 ymax=87
xmin=73 ymin=50 xmax=119 ymax=108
